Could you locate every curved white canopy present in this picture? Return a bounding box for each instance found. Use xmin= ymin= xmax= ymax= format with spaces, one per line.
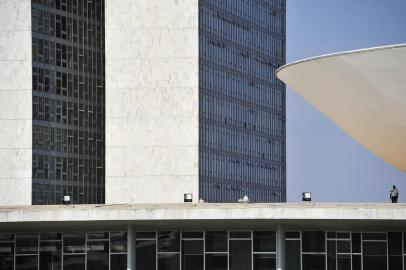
xmin=277 ymin=44 xmax=406 ymax=172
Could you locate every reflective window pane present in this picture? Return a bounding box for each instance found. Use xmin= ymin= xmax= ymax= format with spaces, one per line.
xmin=110 ymin=254 xmax=127 ymax=270
xmin=389 ymin=256 xmax=402 ymax=270
xmin=87 ymin=241 xmax=109 ymax=270
xmin=206 ymin=231 xmax=227 ymax=252
xmin=0 ymin=234 xmax=14 ymax=241
xmin=63 ymin=233 xmax=85 ymax=253
xmin=337 ymin=255 xmax=351 ymax=270
xmin=337 ymin=241 xmax=350 ymax=253
xmin=0 ymin=243 xmax=14 ymax=270
xmin=285 ymin=232 xmax=300 ymax=239
xmin=363 ymin=241 xmax=387 ymax=256
xmin=352 ymin=255 xmax=361 ymax=270
xmin=302 ymin=254 xmax=325 ymax=270
xmin=327 ymin=241 xmax=336 ymax=270
xmin=40 ymin=233 xmax=62 ymax=241
xmin=363 ymin=254 xmax=387 ymax=270
xmin=205 ymin=254 xmax=227 ymax=270
xmin=16 ymin=255 xmax=38 ymax=270
xmin=388 ymin=232 xmax=402 ymax=255
xmin=254 ymin=254 xmax=276 ymax=270
xmin=158 ymin=253 xmax=180 ymax=270
xmin=352 ymin=233 xmax=361 ymax=253
xmin=136 ymin=240 xmax=156 ymax=270
xmin=63 ymin=255 xmax=85 ymax=270
xmin=302 ymin=231 xmax=325 ymax=253
xmin=286 ymin=240 xmax=300 ymax=270
xmin=136 ymin=232 xmax=156 ymax=239
xmin=363 ymin=233 xmax=386 ymax=240
xmin=182 ymin=241 xmax=203 ymax=270
xmin=230 ymin=240 xmax=252 ymax=270
xmin=40 ymin=241 xmax=62 ymax=270
xmin=158 ymin=231 xmax=180 ymax=252
xmin=230 ymin=231 xmax=251 ymax=239
xmin=16 ymin=234 xmax=38 ymax=254
xmin=110 ymin=232 xmax=127 ymax=253
xmin=254 ymin=231 xmax=276 ymax=252
xmin=182 ymin=232 xmax=203 ymax=239
xmin=88 ymin=232 xmax=109 ymax=240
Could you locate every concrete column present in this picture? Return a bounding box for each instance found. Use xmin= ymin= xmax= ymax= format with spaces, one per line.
xmin=127 ymin=225 xmax=136 ymax=270
xmin=276 ymin=224 xmax=285 ymax=270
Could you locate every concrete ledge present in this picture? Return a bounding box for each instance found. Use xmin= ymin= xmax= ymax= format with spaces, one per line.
xmin=1 ymin=203 xmax=406 ymax=223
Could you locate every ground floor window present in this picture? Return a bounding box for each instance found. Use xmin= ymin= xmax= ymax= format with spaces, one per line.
xmin=1 ymin=230 xmax=405 ymax=270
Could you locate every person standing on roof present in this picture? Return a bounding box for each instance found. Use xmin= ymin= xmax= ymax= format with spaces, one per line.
xmin=390 ymin=185 xmax=399 ymax=203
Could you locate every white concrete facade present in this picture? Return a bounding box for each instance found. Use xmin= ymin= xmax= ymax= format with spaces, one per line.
xmin=0 ymin=0 xmax=32 ymax=205
xmin=105 ymin=0 xmax=200 ymax=204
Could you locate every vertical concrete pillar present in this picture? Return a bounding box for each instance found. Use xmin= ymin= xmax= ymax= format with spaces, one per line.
xmin=127 ymin=225 xmax=136 ymax=270
xmin=276 ymin=224 xmax=285 ymax=270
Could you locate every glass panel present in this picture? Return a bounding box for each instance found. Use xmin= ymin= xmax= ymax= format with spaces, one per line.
xmin=363 ymin=241 xmax=387 ymax=256
xmin=336 ymin=233 xmax=350 ymax=239
xmin=327 ymin=241 xmax=336 ymax=270
xmin=230 ymin=240 xmax=252 ymax=270
xmin=136 ymin=240 xmax=156 ymax=270
xmin=15 ymin=255 xmax=38 ymax=270
xmin=183 ymin=240 xmax=203 ymax=255
xmin=286 ymin=240 xmax=300 ymax=270
xmin=182 ymin=240 xmax=203 ymax=270
xmin=87 ymin=241 xmax=109 ymax=270
xmin=0 ymin=243 xmax=14 ymax=270
xmin=388 ymin=232 xmax=402 ymax=255
xmin=63 ymin=255 xmax=85 ymax=270
xmin=389 ymin=256 xmax=402 ymax=270
xmin=16 ymin=233 xmax=38 ymax=254
xmin=363 ymin=254 xmax=387 ymax=270
xmin=230 ymin=231 xmax=251 ymax=238
xmin=88 ymin=232 xmax=109 ymax=240
xmin=363 ymin=233 xmax=386 ymax=240
xmin=40 ymin=233 xmax=62 ymax=241
xmin=158 ymin=231 xmax=180 ymax=252
xmin=182 ymin=232 xmax=203 ymax=239
xmin=327 ymin=232 xmax=336 ymax=239
xmin=302 ymin=254 xmax=325 ymax=270
xmin=136 ymin=232 xmax=156 ymax=239
xmin=110 ymin=232 xmax=127 ymax=253
xmin=337 ymin=241 xmax=350 ymax=253
xmin=205 ymin=254 xmax=227 ymax=270
xmin=40 ymin=241 xmax=62 ymax=270
xmin=302 ymin=231 xmax=325 ymax=253
xmin=63 ymin=233 xmax=85 ymax=253
xmin=352 ymin=233 xmax=361 ymax=253
xmin=111 ymin=254 xmax=127 ymax=270
xmin=254 ymin=254 xmax=276 ymax=270
xmin=352 ymin=255 xmax=361 ymax=270
xmin=337 ymin=255 xmax=351 ymax=270
xmin=285 ymin=232 xmax=300 ymax=239
xmin=206 ymin=231 xmax=227 ymax=252
xmin=158 ymin=253 xmax=180 ymax=270
xmin=254 ymin=231 xmax=276 ymax=252
xmin=0 ymin=234 xmax=14 ymax=241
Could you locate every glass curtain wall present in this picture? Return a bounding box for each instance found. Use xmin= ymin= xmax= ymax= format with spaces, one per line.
xmin=31 ymin=0 xmax=105 ymax=204
xmin=199 ymin=0 xmax=287 ymax=202
xmin=0 ymin=232 xmax=126 ymax=270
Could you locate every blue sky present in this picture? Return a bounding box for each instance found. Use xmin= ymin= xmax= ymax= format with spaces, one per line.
xmin=286 ymin=0 xmax=406 ymax=202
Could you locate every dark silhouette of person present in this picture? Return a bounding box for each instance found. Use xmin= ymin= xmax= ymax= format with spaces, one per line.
xmin=390 ymin=185 xmax=399 ymax=203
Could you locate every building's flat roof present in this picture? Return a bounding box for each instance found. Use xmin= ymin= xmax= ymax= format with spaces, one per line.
xmin=0 ymin=203 xmax=406 ymax=231
xmin=277 ymin=44 xmax=406 ymax=172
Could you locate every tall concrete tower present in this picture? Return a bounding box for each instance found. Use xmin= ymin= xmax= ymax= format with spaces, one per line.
xmin=105 ymin=0 xmax=286 ymax=203
xmin=0 ymin=0 xmax=105 ymax=205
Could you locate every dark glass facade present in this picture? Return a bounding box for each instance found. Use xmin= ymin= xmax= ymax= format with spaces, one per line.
xmin=31 ymin=0 xmax=105 ymax=204
xmin=199 ymin=0 xmax=286 ymax=202
xmin=2 ymin=230 xmax=406 ymax=270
